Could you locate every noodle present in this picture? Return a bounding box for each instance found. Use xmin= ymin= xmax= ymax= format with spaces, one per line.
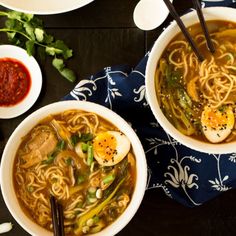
xmin=166 ymin=37 xmax=236 ymax=108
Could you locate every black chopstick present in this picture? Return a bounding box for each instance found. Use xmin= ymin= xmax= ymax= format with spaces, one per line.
xmin=163 ymin=0 xmax=204 ymax=61
xmin=50 ymin=195 xmax=65 ymax=236
xmin=192 ymin=0 xmax=215 ymax=53
xmin=58 ymin=203 xmax=65 ymax=236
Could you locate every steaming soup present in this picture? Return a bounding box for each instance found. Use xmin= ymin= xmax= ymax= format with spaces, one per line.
xmin=156 ymin=20 xmax=236 ymax=143
xmin=14 ymin=110 xmax=136 ymax=235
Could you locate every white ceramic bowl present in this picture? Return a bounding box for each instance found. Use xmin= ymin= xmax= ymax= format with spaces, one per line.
xmin=0 ymin=45 xmax=42 ymax=119
xmin=0 ymin=100 xmax=147 ymax=236
xmin=146 ymin=7 xmax=236 ymax=154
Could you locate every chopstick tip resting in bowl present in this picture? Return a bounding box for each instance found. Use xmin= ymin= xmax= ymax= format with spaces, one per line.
xmin=191 ymin=0 xmax=215 ymax=53
xmin=50 ymin=195 xmax=65 ymax=236
xmin=163 ymin=0 xmax=215 ymax=61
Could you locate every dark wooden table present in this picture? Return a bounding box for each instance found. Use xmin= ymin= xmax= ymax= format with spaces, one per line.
xmin=1 ymin=0 xmax=236 ymax=235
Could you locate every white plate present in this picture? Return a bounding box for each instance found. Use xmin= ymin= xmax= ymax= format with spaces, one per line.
xmin=0 ymin=45 xmax=42 ymax=119
xmin=0 ymin=0 xmax=94 ymax=15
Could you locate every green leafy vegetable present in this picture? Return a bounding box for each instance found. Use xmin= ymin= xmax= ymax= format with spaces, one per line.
xmin=35 ymin=28 xmax=44 ymax=42
xmin=0 ymin=10 xmax=76 ymax=82
xmin=177 ymin=89 xmax=192 ymax=108
xmin=161 ymin=64 xmax=199 ymax=136
xmin=52 ymin=58 xmax=75 ymax=82
xmin=25 ymin=40 xmax=35 ymax=55
xmin=71 ymin=134 xmax=80 ymax=146
xmin=74 ymin=178 xmax=125 ymax=235
xmin=41 ymin=155 xmax=55 ymax=165
xmin=218 ymin=105 xmax=227 ymax=113
xmin=79 ymin=133 xmax=93 ymax=142
xmin=77 ymin=175 xmax=86 ymax=185
xmin=102 ymin=173 xmax=115 ymax=184
xmin=166 ymin=66 xmax=182 ymax=89
xmin=65 ymin=157 xmax=73 ymax=166
xmin=93 ymin=216 xmax=100 ymax=224
xmin=87 ymin=145 xmax=94 ymax=166
xmin=57 ymin=140 xmax=66 ymax=150
xmin=81 ymin=143 xmax=88 ymax=152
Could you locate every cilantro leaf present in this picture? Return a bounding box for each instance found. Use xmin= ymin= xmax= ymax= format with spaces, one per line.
xmin=23 ymin=22 xmax=35 ymax=40
xmin=0 ymin=10 xmax=77 ymax=83
xmin=26 ymin=40 xmax=35 ymax=56
xmin=45 ymin=46 xmax=63 ymax=56
xmin=52 ymin=58 xmax=64 ymax=71
xmin=60 ymin=68 xmax=76 ymax=82
xmin=79 ymin=133 xmax=93 ymax=142
xmin=7 ymin=32 xmax=16 ymax=40
xmin=7 ymin=11 xmax=23 ymax=21
xmin=50 ymin=40 xmax=73 ymax=59
xmin=30 ymin=16 xmax=43 ymax=28
xmin=35 ymin=28 xmax=44 ymax=42
xmin=21 ymin=13 xmax=34 ymax=22
xmin=43 ymin=34 xmax=54 ymax=44
xmin=52 ymin=58 xmax=76 ymax=82
xmin=5 ymin=18 xmax=23 ymax=32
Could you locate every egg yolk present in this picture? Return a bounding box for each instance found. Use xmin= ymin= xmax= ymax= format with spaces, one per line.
xmin=93 ymin=132 xmax=117 ymax=162
xmin=201 ymin=106 xmax=234 ymax=130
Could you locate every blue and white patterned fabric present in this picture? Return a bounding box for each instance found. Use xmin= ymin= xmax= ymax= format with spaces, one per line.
xmin=64 ymin=1 xmax=236 ymax=207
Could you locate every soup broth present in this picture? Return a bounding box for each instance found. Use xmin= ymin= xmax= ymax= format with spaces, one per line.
xmin=13 ymin=110 xmax=136 ymax=235
xmin=156 ymin=20 xmax=236 ymax=143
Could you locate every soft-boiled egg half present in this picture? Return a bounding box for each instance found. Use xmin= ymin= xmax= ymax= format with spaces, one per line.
xmin=201 ymin=105 xmax=235 ymax=143
xmin=93 ymin=131 xmax=131 ymax=166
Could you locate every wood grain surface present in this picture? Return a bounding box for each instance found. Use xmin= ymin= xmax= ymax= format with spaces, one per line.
xmin=0 ymin=0 xmax=235 ymax=236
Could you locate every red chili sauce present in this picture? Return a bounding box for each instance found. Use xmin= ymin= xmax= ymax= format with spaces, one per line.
xmin=0 ymin=58 xmax=31 ymax=107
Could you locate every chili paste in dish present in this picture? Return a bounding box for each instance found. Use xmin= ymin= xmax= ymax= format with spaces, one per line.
xmin=0 ymin=58 xmax=31 ymax=106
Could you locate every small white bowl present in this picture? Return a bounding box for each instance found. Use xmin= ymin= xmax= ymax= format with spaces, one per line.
xmin=0 ymin=100 xmax=147 ymax=236
xmin=0 ymin=45 xmax=42 ymax=119
xmin=146 ymin=7 xmax=236 ymax=154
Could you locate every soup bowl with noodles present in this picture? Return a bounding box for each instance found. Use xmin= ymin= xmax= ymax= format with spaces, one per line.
xmin=0 ymin=100 xmax=147 ymax=236
xmin=146 ymin=7 xmax=236 ymax=154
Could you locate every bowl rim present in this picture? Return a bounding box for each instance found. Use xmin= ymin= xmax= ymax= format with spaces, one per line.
xmin=146 ymin=6 xmax=236 ymax=154
xmin=0 ymin=0 xmax=95 ymax=15
xmin=0 ymin=100 xmax=147 ymax=236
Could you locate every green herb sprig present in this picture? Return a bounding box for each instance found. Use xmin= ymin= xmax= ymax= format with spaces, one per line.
xmin=0 ymin=10 xmax=76 ymax=82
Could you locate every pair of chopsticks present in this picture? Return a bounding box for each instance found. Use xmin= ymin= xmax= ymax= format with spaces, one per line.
xmin=50 ymin=195 xmax=65 ymax=236
xmin=163 ymin=0 xmax=215 ymax=62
